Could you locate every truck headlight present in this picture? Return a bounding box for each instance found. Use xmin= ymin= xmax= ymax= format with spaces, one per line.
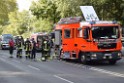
xmin=91 ymin=53 xmax=97 ymax=59
xmin=118 ymin=52 xmax=122 ymax=57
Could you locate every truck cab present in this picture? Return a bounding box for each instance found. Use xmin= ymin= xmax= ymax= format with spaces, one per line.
xmin=76 ymin=21 xmax=122 ymax=64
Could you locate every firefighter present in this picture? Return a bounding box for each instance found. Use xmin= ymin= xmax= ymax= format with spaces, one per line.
xmin=41 ymin=37 xmax=50 ymax=61
xmin=24 ymin=38 xmax=32 ymax=59
xmin=16 ymin=37 xmax=23 ymax=58
xmin=31 ymin=38 xmax=36 ymax=60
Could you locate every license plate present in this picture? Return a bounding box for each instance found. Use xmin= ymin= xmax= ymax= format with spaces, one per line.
xmin=105 ymin=53 xmax=111 ymax=56
xmin=5 ymin=46 xmax=9 ymax=47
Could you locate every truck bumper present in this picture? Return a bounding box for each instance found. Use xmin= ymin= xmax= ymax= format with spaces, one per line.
xmin=89 ymin=51 xmax=122 ymax=61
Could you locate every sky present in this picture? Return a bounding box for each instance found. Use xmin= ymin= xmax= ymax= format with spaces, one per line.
xmin=17 ymin=0 xmax=36 ymax=11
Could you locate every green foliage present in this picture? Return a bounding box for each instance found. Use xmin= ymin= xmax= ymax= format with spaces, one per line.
xmin=1 ymin=0 xmax=124 ymax=36
xmin=2 ymin=10 xmax=52 ymax=37
xmin=2 ymin=24 xmax=17 ymax=35
xmin=53 ymin=0 xmax=124 ymax=25
xmin=90 ymin=0 xmax=124 ymax=21
xmin=22 ymin=32 xmax=32 ymax=39
xmin=53 ymin=0 xmax=83 ymax=18
xmin=30 ymin=0 xmax=124 ymax=24
xmin=2 ymin=10 xmax=33 ymax=35
xmin=0 ymin=0 xmax=17 ymax=25
xmin=0 ymin=25 xmax=4 ymax=34
xmin=32 ymin=18 xmax=52 ymax=33
xmin=30 ymin=0 xmax=60 ymax=23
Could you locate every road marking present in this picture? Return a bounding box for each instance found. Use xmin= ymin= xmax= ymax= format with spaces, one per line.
xmin=28 ymin=65 xmax=40 ymax=71
xmin=61 ymin=61 xmax=124 ymax=78
xmin=90 ymin=67 xmax=124 ymax=77
xmin=54 ymin=75 xmax=74 ymax=83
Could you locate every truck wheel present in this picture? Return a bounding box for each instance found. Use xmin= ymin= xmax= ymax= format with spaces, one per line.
xmin=79 ymin=52 xmax=87 ymax=64
xmin=80 ymin=55 xmax=87 ymax=64
xmin=79 ymin=52 xmax=91 ymax=64
xmin=109 ymin=60 xmax=116 ymax=65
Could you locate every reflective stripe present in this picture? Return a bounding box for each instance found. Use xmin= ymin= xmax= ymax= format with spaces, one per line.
xmin=19 ymin=43 xmax=23 ymax=49
xmin=44 ymin=41 xmax=49 ymax=51
xmin=25 ymin=42 xmax=32 ymax=51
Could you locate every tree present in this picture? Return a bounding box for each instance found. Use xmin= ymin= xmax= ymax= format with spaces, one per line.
xmin=53 ymin=0 xmax=124 ymax=24
xmin=32 ymin=18 xmax=52 ymax=33
xmin=30 ymin=0 xmax=60 ymax=24
xmin=2 ymin=10 xmax=33 ymax=35
xmin=0 ymin=25 xmax=4 ymax=34
xmin=90 ymin=0 xmax=124 ymax=21
xmin=53 ymin=0 xmax=83 ymax=18
xmin=0 ymin=0 xmax=17 ymax=25
xmin=31 ymin=0 xmax=124 ymax=26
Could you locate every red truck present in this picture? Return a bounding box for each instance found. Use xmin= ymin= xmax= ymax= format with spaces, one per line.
xmin=54 ymin=17 xmax=122 ymax=64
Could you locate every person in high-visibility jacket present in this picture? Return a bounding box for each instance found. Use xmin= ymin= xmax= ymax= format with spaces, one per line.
xmin=16 ymin=38 xmax=23 ymax=58
xmin=41 ymin=37 xmax=50 ymax=61
xmin=24 ymin=38 xmax=32 ymax=59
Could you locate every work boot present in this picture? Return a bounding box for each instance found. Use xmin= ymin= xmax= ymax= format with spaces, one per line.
xmin=19 ymin=56 xmax=22 ymax=58
xmin=28 ymin=55 xmax=30 ymax=59
xmin=26 ymin=56 xmax=28 ymax=59
xmin=16 ymin=54 xmax=19 ymax=58
xmin=41 ymin=57 xmax=46 ymax=61
xmin=9 ymin=56 xmax=13 ymax=58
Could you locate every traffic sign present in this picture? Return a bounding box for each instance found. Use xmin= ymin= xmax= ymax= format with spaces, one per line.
xmin=80 ymin=6 xmax=99 ymax=21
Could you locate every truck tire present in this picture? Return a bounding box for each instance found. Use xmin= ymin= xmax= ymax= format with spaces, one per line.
xmin=109 ymin=60 xmax=117 ymax=65
xmin=79 ymin=52 xmax=87 ymax=64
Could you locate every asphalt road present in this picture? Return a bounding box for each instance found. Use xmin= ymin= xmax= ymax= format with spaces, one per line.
xmin=0 ymin=49 xmax=124 ymax=83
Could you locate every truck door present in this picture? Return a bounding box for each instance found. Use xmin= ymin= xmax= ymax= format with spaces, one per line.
xmin=76 ymin=27 xmax=91 ymax=51
xmin=62 ymin=28 xmax=74 ymax=52
xmin=82 ymin=27 xmax=91 ymax=50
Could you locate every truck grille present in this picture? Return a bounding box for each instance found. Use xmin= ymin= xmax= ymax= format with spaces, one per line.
xmin=98 ymin=43 xmax=116 ymax=49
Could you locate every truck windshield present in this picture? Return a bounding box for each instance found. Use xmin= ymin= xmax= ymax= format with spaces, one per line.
xmin=37 ymin=35 xmax=48 ymax=42
xmin=92 ymin=26 xmax=119 ymax=39
xmin=37 ymin=36 xmax=43 ymax=42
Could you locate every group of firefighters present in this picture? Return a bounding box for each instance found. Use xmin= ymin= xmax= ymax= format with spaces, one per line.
xmin=9 ymin=35 xmax=53 ymax=61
